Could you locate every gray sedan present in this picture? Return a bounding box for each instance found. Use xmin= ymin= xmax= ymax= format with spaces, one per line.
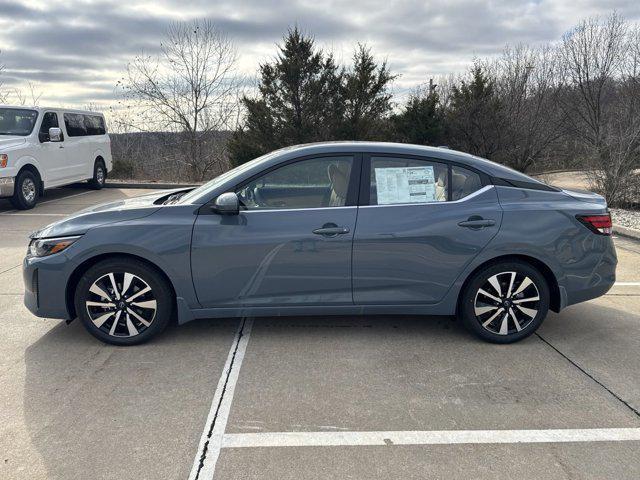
xmin=23 ymin=142 xmax=616 ymax=345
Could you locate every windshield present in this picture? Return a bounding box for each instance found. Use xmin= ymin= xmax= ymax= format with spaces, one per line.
xmin=177 ymin=151 xmax=280 ymax=204
xmin=0 ymin=108 xmax=38 ymax=136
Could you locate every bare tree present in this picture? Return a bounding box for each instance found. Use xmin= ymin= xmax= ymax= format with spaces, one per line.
xmin=559 ymin=13 xmax=639 ymax=205
xmin=491 ymin=44 xmax=563 ymax=172
xmin=120 ymin=19 xmax=242 ymax=180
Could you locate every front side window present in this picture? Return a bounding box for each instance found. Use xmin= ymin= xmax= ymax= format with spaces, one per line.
xmin=370 ymin=156 xmax=448 ymax=205
xmin=0 ymin=108 xmax=38 ymax=136
xmin=236 ymin=156 xmax=353 ymax=210
xmin=64 ymin=113 xmax=87 ymax=136
xmin=39 ymin=112 xmax=60 ymax=142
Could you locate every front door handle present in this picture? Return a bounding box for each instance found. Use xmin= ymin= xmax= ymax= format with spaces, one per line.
xmin=313 ymin=223 xmax=350 ymax=237
xmin=458 ymin=217 xmax=496 ymax=229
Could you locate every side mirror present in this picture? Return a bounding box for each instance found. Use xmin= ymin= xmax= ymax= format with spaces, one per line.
xmin=213 ymin=192 xmax=239 ymax=215
xmin=49 ymin=127 xmax=63 ymax=142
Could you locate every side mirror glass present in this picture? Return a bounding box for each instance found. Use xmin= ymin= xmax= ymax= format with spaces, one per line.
xmin=213 ymin=192 xmax=239 ymax=215
xmin=49 ymin=127 xmax=62 ymax=142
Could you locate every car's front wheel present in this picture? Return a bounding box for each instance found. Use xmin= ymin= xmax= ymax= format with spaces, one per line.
xmin=459 ymin=260 xmax=550 ymax=343
xmin=74 ymin=258 xmax=173 ymax=345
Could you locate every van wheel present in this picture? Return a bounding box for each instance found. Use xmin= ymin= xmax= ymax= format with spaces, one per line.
xmin=10 ymin=169 xmax=39 ymax=210
xmin=88 ymin=160 xmax=106 ymax=189
xmin=459 ymin=260 xmax=550 ymax=344
xmin=74 ymin=258 xmax=174 ymax=346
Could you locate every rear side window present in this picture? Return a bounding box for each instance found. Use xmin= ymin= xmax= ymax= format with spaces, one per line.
xmin=38 ymin=112 xmax=60 ymax=142
xmin=370 ymin=157 xmax=448 ymax=205
xmin=451 ymin=165 xmax=482 ymax=200
xmin=64 ymin=113 xmax=86 ymax=136
xmin=63 ymin=113 xmax=105 ymax=136
xmin=85 ymin=115 xmax=106 ymax=135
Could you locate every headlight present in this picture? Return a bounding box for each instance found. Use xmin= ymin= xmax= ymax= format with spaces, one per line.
xmin=27 ymin=236 xmax=81 ymax=258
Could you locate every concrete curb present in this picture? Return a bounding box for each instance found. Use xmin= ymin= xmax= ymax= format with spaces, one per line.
xmin=614 ymin=225 xmax=640 ymax=241
xmin=105 ymin=181 xmax=198 ymax=189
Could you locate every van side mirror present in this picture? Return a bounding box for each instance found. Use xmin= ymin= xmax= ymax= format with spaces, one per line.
xmin=49 ymin=127 xmax=63 ymax=142
xmin=212 ymin=192 xmax=239 ymax=215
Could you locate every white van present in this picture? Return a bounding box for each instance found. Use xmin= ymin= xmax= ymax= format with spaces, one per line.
xmin=0 ymin=105 xmax=112 ymax=209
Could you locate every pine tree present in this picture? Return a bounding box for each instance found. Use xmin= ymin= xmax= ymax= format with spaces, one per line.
xmin=392 ymin=79 xmax=443 ymax=145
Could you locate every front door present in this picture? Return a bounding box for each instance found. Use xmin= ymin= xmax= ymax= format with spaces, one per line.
xmin=37 ymin=111 xmax=69 ymax=185
xmin=191 ymin=155 xmax=360 ymax=308
xmin=353 ymin=155 xmax=502 ymax=304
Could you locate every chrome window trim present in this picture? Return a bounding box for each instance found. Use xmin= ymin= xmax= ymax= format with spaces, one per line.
xmin=241 ymin=205 xmax=357 ymax=214
xmin=360 ymin=185 xmax=494 ymax=209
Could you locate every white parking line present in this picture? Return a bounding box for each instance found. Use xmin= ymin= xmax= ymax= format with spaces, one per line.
xmin=222 ymin=428 xmax=640 ymax=448
xmin=614 ymin=282 xmax=640 ymax=286
xmin=189 ymin=317 xmax=254 ymax=480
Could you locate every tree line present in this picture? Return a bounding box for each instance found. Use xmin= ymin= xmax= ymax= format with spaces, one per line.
xmin=2 ymin=14 xmax=631 ymax=205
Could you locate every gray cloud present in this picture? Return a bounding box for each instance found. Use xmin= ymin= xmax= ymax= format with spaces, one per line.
xmin=1 ymin=0 xmax=639 ymax=108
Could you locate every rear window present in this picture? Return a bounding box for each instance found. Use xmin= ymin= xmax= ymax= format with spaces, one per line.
xmin=64 ymin=113 xmax=106 ymax=136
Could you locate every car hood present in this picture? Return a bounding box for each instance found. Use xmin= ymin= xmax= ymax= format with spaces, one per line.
xmin=0 ymin=136 xmax=27 ymax=150
xmin=31 ymin=188 xmax=187 ymax=239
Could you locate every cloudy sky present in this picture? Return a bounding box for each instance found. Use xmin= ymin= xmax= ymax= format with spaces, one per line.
xmin=1 ymin=0 xmax=639 ymax=110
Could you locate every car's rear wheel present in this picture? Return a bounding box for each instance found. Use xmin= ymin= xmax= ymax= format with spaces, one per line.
xmin=88 ymin=159 xmax=106 ymax=190
xmin=10 ymin=169 xmax=39 ymax=210
xmin=459 ymin=260 xmax=550 ymax=343
xmin=74 ymin=258 xmax=173 ymax=345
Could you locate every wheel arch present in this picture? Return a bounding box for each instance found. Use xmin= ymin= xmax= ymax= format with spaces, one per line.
xmin=65 ymin=252 xmax=177 ymax=319
xmin=16 ymin=162 xmax=44 ymax=194
xmin=456 ymin=254 xmax=561 ymax=314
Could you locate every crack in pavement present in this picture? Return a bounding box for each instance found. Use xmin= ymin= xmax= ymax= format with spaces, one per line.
xmin=192 ymin=316 xmax=252 ymax=480
xmin=536 ymin=333 xmax=640 ymax=418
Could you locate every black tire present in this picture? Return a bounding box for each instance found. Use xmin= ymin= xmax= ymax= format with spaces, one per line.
xmin=459 ymin=260 xmax=550 ymax=344
xmin=10 ymin=169 xmax=39 ymax=210
xmin=74 ymin=258 xmax=174 ymax=346
xmin=88 ymin=159 xmax=106 ymax=189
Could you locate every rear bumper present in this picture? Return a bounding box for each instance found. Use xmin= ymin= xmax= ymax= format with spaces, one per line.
xmin=562 ymin=239 xmax=617 ymax=308
xmin=0 ymin=176 xmax=15 ymax=197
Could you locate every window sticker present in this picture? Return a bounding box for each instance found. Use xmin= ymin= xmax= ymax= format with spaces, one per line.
xmin=374 ymin=166 xmax=436 ymax=204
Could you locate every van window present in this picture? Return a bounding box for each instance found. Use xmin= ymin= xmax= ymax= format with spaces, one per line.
xmin=39 ymin=112 xmax=61 ymax=142
xmin=0 ymin=108 xmax=38 ymax=136
xmin=84 ymin=115 xmax=106 ymax=135
xmin=64 ymin=113 xmax=87 ymax=137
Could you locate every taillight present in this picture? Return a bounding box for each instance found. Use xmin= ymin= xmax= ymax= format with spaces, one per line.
xmin=576 ymin=214 xmax=612 ymax=235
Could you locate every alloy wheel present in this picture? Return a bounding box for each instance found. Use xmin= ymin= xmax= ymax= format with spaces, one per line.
xmin=22 ymin=178 xmax=36 ymax=203
xmin=96 ymin=166 xmax=105 ymax=185
xmin=473 ymin=271 xmax=540 ymax=335
xmin=85 ymin=272 xmax=157 ymax=337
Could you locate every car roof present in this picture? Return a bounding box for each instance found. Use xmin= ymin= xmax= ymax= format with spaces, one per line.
xmin=267 ymin=141 xmax=539 ymax=183
xmin=0 ymin=104 xmax=104 ymax=116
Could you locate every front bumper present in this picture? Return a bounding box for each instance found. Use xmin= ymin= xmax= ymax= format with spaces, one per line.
xmin=0 ymin=176 xmax=15 ymax=197
xmin=23 ymin=254 xmax=74 ymax=320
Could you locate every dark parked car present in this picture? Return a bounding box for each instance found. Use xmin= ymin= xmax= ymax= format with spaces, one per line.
xmin=23 ymin=142 xmax=616 ymax=345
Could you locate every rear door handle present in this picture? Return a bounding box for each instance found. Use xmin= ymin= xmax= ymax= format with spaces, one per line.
xmin=458 ymin=218 xmax=496 ymax=229
xmin=313 ymin=223 xmax=350 ymax=237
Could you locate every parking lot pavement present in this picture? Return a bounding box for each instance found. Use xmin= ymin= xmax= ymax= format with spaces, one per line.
xmin=1 ymin=187 xmax=640 ymax=479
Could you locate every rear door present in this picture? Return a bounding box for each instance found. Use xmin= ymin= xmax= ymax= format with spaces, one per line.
xmin=191 ymin=154 xmax=361 ymax=308
xmin=352 ymin=154 xmax=502 ymax=305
